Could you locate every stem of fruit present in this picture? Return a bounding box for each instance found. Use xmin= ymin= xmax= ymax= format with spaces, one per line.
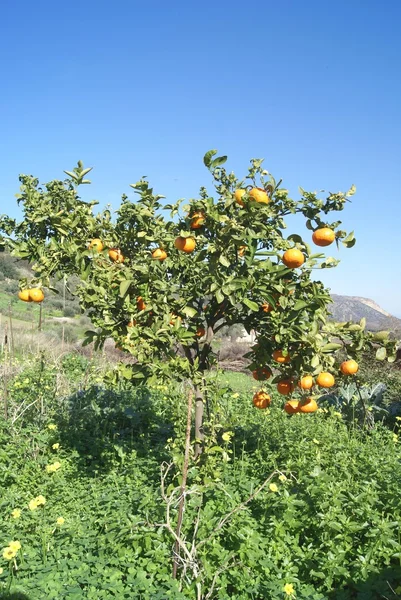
xmin=172 ymin=387 xmax=193 ymax=579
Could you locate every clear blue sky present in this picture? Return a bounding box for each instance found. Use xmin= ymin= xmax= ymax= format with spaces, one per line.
xmin=1 ymin=0 xmax=400 ymax=315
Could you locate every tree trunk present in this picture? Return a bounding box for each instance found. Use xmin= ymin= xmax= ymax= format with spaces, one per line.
xmin=194 ymin=386 xmax=204 ymax=457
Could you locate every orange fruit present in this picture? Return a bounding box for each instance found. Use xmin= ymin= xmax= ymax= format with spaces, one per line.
xmin=284 ymin=400 xmax=300 ymax=414
xmin=312 ymin=228 xmax=335 ymax=247
xmin=234 ymin=189 xmax=246 ymax=206
xmin=88 ymin=238 xmax=103 ymax=252
xmin=190 ymin=211 xmax=206 ymax=229
xmin=252 ymin=367 xmax=272 ymax=381
xmin=316 ymin=372 xmax=335 ymax=388
xmin=238 ymin=245 xmax=247 ymax=257
xmin=174 ymin=236 xmax=196 ymax=253
xmin=282 ymin=249 xmax=305 ymax=269
xmin=108 ymin=248 xmax=124 ymax=263
xmin=299 ymin=375 xmax=314 ymax=390
xmin=152 ymin=248 xmax=167 ymax=261
xmin=277 ymin=380 xmax=295 ymax=395
xmin=196 ymin=326 xmax=205 ymax=338
xmin=340 ymin=360 xmax=359 ymax=375
xmin=299 ymin=397 xmax=318 ymax=413
xmin=261 ymin=302 xmax=273 ymax=313
xmin=137 ymin=296 xmax=146 ymax=311
xmin=18 ymin=290 xmax=32 ymax=302
xmin=29 ymin=288 xmax=44 ymax=303
xmin=253 ymin=391 xmax=271 ymax=409
xmin=273 ymin=349 xmax=291 ymax=364
xmin=249 ymin=187 xmax=269 ymax=204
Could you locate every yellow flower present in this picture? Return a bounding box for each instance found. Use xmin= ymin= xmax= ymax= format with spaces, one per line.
xmin=283 ymin=582 xmax=295 ymax=596
xmin=46 ymin=461 xmax=61 ymax=473
xmin=333 ymin=411 xmax=342 ymax=418
xmin=28 ymin=495 xmax=46 ymax=510
xmin=11 ymin=508 xmax=21 ymax=519
xmin=28 ymin=499 xmax=39 ymax=511
xmin=222 ymin=431 xmax=233 ymax=442
xmin=269 ymin=483 xmax=278 ymax=493
xmin=47 ymin=424 xmax=57 ymax=430
xmin=56 ymin=517 xmax=65 ymax=525
xmin=2 ymin=547 xmax=16 ymax=561
xmin=52 ymin=443 xmax=60 ymax=450
xmin=279 ymin=474 xmax=287 ymax=482
xmin=8 ymin=541 xmax=21 ymax=552
xmin=313 ymin=439 xmax=320 ymax=445
xmin=231 ymin=393 xmax=239 ymax=398
xmin=395 ymin=416 xmax=401 ymax=421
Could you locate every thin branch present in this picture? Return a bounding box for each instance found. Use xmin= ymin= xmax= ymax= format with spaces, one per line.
xmin=173 ymin=388 xmax=193 ymax=578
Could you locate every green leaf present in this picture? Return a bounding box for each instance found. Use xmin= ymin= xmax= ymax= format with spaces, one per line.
xmin=215 ymin=290 xmax=224 ymax=304
xmin=359 ymin=317 xmax=366 ymax=331
xmin=311 ymin=355 xmax=320 ymax=368
xmin=321 ymin=342 xmax=343 ymax=353
xmin=183 ymin=306 xmax=198 ymax=318
xmin=376 ymin=347 xmax=387 ymax=361
xmin=293 ymin=300 xmax=308 ymax=311
xmin=203 ymin=149 xmax=217 ymax=168
xmin=119 ymin=280 xmax=133 ymax=298
xmin=346 ymin=184 xmax=356 ymax=197
xmin=219 ymin=255 xmax=230 ymax=267
xmin=211 ymin=155 xmax=227 ymax=168
xmin=243 ymin=298 xmax=259 ymax=312
xmin=372 ymin=331 xmax=390 ymax=342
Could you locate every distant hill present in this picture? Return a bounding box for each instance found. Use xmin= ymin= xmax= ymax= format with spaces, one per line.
xmin=330 ymin=295 xmax=401 ymax=336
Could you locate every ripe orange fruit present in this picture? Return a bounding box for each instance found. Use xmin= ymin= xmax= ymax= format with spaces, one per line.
xmin=174 ymin=236 xmax=196 ymax=253
xmin=137 ymin=296 xmax=146 ymax=311
xmin=312 ymin=228 xmax=335 ymax=247
xmin=284 ymin=400 xmax=300 ymax=414
xmin=261 ymin=302 xmax=273 ymax=313
xmin=190 ymin=211 xmax=206 ymax=229
xmin=299 ymin=397 xmax=318 ymax=413
xmin=88 ymin=238 xmax=103 ymax=252
xmin=253 ymin=391 xmax=271 ymax=409
xmin=277 ymin=380 xmax=295 ymax=395
xmin=249 ymin=187 xmax=269 ymax=204
xmin=108 ymin=248 xmax=124 ymax=263
xmin=234 ymin=189 xmax=246 ymax=206
xmin=238 ymin=245 xmax=247 ymax=257
xmin=18 ymin=290 xmax=32 ymax=302
xmin=273 ymin=349 xmax=291 ymax=364
xmin=196 ymin=326 xmax=205 ymax=338
xmin=299 ymin=375 xmax=314 ymax=390
xmin=282 ymin=249 xmax=305 ymax=269
xmin=152 ymin=248 xmax=167 ymax=261
xmin=252 ymin=367 xmax=272 ymax=381
xmin=340 ymin=360 xmax=359 ymax=375
xmin=316 ymin=372 xmax=335 ymax=388
xmin=29 ymin=288 xmax=44 ymax=303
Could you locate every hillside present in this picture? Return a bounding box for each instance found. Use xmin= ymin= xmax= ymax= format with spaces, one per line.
xmin=330 ymin=294 xmax=401 ymax=336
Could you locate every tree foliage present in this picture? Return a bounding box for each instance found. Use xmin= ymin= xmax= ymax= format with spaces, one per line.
xmin=0 ymin=152 xmax=396 ymax=422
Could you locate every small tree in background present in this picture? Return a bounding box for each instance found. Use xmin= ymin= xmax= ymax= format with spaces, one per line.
xmin=0 ymin=152 xmax=396 ymax=452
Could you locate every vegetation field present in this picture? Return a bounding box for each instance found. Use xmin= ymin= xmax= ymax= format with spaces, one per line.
xmin=1 ymin=352 xmax=401 ymax=600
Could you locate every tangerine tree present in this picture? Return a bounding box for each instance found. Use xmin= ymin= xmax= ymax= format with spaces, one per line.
xmin=0 ymin=152 xmax=396 ymax=450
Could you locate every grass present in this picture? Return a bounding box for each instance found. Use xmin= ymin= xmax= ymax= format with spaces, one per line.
xmin=1 ymin=352 xmax=401 ymax=599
